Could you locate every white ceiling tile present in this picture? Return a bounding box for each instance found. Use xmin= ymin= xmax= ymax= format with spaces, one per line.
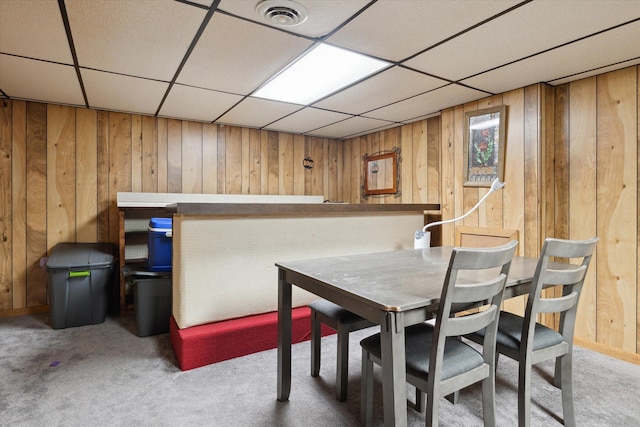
xmin=159 ymin=84 xmax=242 ymax=122
xmin=66 ymin=0 xmax=206 ymax=81
xmin=265 ymin=107 xmax=352 ymax=134
xmin=217 ymin=0 xmax=370 ymax=38
xmin=177 ymin=13 xmax=313 ymax=94
xmin=0 ymin=55 xmax=84 ymax=105
xmin=462 ymin=21 xmax=640 ymax=94
xmin=0 ymin=0 xmax=72 ymax=63
xmin=216 ymin=97 xmax=302 ymax=128
xmin=1 ymin=0 xmax=639 ymax=138
xmin=82 ymin=69 xmax=168 ymax=115
xmin=327 ymin=0 xmax=522 ymax=61
xmin=364 ymin=84 xmax=488 ymax=123
xmin=405 ymin=0 xmax=640 ymax=81
xmin=306 ymin=116 xmax=394 ymax=139
xmin=313 ymin=67 xmax=448 ymax=114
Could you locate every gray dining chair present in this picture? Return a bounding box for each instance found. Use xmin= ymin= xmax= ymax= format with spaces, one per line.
xmin=360 ymin=240 xmax=518 ymax=426
xmin=309 ymin=299 xmax=375 ymax=401
xmin=466 ymin=236 xmax=598 ymax=427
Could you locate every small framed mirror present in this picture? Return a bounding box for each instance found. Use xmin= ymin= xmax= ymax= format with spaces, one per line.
xmin=363 ymin=149 xmax=399 ymax=197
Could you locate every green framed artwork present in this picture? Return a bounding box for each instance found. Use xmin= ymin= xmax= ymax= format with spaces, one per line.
xmin=463 ymin=106 xmax=507 ymax=187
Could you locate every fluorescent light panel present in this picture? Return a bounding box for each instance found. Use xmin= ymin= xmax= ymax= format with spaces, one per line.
xmin=253 ymin=43 xmax=390 ymax=105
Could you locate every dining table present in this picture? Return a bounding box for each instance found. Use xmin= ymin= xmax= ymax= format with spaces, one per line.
xmin=275 ymin=246 xmax=544 ymax=427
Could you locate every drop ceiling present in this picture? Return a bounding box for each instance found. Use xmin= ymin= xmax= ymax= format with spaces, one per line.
xmin=1 ymin=0 xmax=639 ymax=139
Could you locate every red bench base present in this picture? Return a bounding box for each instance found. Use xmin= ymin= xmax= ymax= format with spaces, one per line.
xmin=170 ymin=306 xmax=334 ymax=371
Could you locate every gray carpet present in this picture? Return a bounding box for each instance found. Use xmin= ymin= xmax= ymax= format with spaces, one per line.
xmin=1 ymin=312 xmax=639 ymax=427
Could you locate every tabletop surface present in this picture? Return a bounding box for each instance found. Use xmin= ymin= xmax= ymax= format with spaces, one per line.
xmin=276 ymin=246 xmax=541 ymax=312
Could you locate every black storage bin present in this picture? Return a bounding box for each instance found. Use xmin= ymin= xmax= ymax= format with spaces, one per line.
xmin=46 ymin=242 xmax=115 ymax=329
xmin=129 ymin=274 xmax=172 ymax=337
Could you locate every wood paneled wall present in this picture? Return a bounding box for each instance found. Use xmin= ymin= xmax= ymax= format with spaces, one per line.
xmin=556 ymin=67 xmax=639 ymax=354
xmin=342 ymin=118 xmax=441 ymax=205
xmin=0 ymin=100 xmax=340 ymax=316
xmin=2 ymin=66 xmax=639 ymax=360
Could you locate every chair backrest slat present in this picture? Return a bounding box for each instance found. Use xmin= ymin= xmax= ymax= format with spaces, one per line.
xmin=451 ymin=276 xmax=508 ymax=304
xmin=541 ymin=266 xmax=587 ymax=287
xmin=538 ymin=292 xmax=578 ymax=314
xmin=428 ymin=240 xmax=518 ymax=387
xmin=523 ymin=237 xmax=598 ymax=348
xmin=446 ymin=305 xmax=497 ymax=337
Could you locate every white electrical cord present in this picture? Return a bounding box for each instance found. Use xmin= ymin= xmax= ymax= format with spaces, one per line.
xmin=414 ymin=178 xmax=505 ymax=246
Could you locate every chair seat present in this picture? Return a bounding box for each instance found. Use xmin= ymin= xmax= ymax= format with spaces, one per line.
xmin=361 ymin=323 xmax=484 ymax=381
xmin=470 ymin=311 xmax=563 ymax=352
xmin=309 ymin=299 xmax=372 ymax=325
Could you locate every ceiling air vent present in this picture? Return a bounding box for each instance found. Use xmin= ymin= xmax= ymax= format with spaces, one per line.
xmin=256 ymin=0 xmax=308 ymax=27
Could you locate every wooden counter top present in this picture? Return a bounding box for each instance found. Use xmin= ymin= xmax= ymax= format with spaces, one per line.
xmin=165 ymin=203 xmax=440 ymax=217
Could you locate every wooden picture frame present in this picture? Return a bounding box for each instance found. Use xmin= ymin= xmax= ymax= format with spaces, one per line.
xmin=463 ymin=106 xmax=507 ymax=187
xmin=363 ymin=149 xmax=399 ymax=197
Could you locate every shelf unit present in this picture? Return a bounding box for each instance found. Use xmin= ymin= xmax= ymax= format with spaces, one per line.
xmin=118 ymin=207 xmax=171 ymax=310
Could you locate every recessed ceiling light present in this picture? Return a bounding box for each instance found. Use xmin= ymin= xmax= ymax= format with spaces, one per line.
xmin=256 ymin=0 xmax=308 ymax=27
xmin=253 ymin=43 xmax=390 ymax=105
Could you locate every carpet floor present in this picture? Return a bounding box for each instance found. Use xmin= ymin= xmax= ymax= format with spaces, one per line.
xmin=1 ymin=312 xmax=639 ymax=426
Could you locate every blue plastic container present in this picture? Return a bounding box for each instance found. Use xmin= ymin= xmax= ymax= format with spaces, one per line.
xmin=147 ymin=217 xmax=172 ymax=272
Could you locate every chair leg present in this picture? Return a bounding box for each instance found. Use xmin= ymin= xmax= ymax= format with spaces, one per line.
xmin=559 ymin=353 xmax=576 ymax=427
xmin=336 ymin=325 xmax=349 ymax=402
xmin=554 ymin=355 xmax=562 ymax=388
xmin=415 ymin=388 xmax=426 ymax=413
xmin=518 ymin=360 xmax=532 ymax=427
xmin=426 ymin=385 xmax=440 ymax=427
xmin=310 ymin=310 xmax=321 ymax=377
xmin=361 ymin=348 xmax=374 ymax=427
xmin=481 ymin=369 xmax=497 ymax=427
xmin=445 ymin=391 xmax=459 ymax=404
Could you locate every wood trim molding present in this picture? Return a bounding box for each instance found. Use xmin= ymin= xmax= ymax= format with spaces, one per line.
xmin=455 ymin=226 xmax=519 ymax=247
xmin=575 ymin=337 xmax=640 ymax=365
xmin=0 ymin=305 xmax=49 ymax=319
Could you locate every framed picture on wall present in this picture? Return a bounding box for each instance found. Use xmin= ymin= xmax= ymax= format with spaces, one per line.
xmin=463 ymin=106 xmax=507 ymax=187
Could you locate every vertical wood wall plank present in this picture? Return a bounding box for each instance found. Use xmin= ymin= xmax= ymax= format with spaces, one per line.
xmin=568 ymin=77 xmax=598 ymax=341
xmin=157 ymin=118 xmax=168 ymax=193
xmin=217 ymin=126 xmax=226 ymax=194
xmin=96 ymin=111 xmax=110 ymax=242
xmin=202 ymin=123 xmax=218 ymax=194
xmin=440 ymin=109 xmax=455 ymax=245
xmin=26 ymin=102 xmax=47 ymax=307
xmin=0 ymin=100 xmax=12 ymax=310
xmin=167 ymin=119 xmax=182 ymax=193
xmin=426 ymin=117 xmax=441 ymax=205
xmin=131 ymin=115 xmax=142 ymax=192
xmin=225 ymin=126 xmax=242 ymax=194
xmin=248 ymin=128 xmax=260 ymax=195
xmin=400 ymin=124 xmax=413 ymax=203
xmin=11 ymin=101 xmax=27 ymax=309
xmin=76 ymin=108 xmax=98 ymax=242
xmin=523 ymin=85 xmax=541 ymax=259
xmin=342 ymin=135 xmax=352 ymax=201
xmin=241 ymin=128 xmax=250 ymax=194
xmin=279 ymin=133 xmax=294 ymax=195
xmin=141 ymin=115 xmax=158 ymax=193
xmin=410 ymin=122 xmax=421 ymax=204
xmin=309 ymin=137 xmax=323 ymax=196
xmin=108 ymin=112 xmax=132 ymax=244
xmin=293 ymin=134 xmax=305 ymax=196
xmin=182 ymin=121 xmax=203 ymax=194
xmin=267 ymin=131 xmax=279 ymax=194
xmin=47 ymin=105 xmax=76 ymax=247
xmin=596 ymin=67 xmax=638 ymax=352
xmin=502 ymin=90 xmax=526 ymax=315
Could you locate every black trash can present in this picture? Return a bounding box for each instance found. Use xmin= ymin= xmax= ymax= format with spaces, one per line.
xmin=123 ymin=267 xmax=172 ymax=337
xmin=46 ymin=243 xmax=115 ymax=329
